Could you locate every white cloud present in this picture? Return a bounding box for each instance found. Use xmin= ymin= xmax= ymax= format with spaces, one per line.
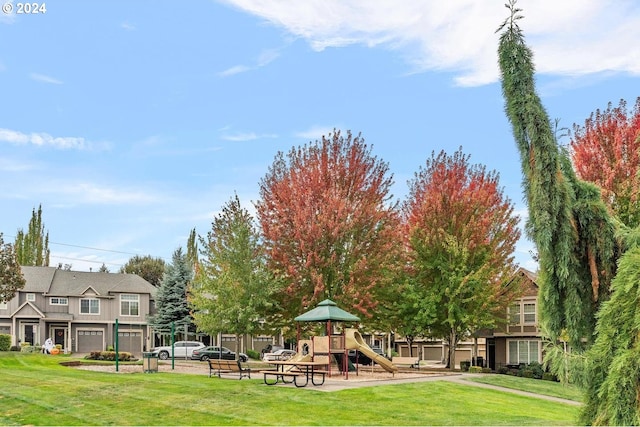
xmin=56 ymin=182 xmax=160 ymax=205
xmin=218 ymin=65 xmax=251 ymax=77
xmin=294 ymin=125 xmax=339 ymax=140
xmin=0 ymin=128 xmax=98 ymax=149
xmin=220 ymin=0 xmax=640 ymax=86
xmin=218 ymin=47 xmax=283 ymax=77
xmin=30 ymin=72 xmax=63 ymax=84
xmin=121 ymin=21 xmax=136 ymax=31
xmin=0 ymin=157 xmax=35 ymax=172
xmin=221 ymin=131 xmax=277 ymax=141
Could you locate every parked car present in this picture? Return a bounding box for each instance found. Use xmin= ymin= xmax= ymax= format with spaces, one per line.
xmin=260 ymin=344 xmax=284 ymax=357
xmin=191 ymin=346 xmax=249 ymax=362
xmin=150 ymin=341 xmax=206 ymax=360
xmin=262 ymin=349 xmax=297 ymax=362
xmin=348 ymin=347 xmax=387 ymax=366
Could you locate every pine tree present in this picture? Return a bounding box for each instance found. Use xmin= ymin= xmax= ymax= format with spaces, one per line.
xmin=149 ymin=248 xmax=193 ymax=337
xmin=497 ymin=0 xmax=616 ymax=349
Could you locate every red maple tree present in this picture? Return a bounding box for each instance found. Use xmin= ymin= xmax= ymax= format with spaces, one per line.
xmin=570 ymin=97 xmax=640 ymax=228
xmin=402 ymin=147 xmax=521 ymax=369
xmin=256 ymin=130 xmax=402 ymax=326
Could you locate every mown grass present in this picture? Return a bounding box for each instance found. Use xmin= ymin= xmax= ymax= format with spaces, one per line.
xmin=464 ymin=374 xmax=583 ymax=402
xmin=0 ymin=353 xmax=579 ymax=426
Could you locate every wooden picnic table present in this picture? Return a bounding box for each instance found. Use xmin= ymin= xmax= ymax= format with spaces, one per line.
xmin=263 ymin=360 xmax=327 ymax=387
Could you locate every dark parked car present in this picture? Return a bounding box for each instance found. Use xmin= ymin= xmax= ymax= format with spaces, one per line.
xmin=191 ymin=346 xmax=248 ymax=362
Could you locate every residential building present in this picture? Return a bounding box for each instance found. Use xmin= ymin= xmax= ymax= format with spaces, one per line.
xmin=0 ymin=266 xmax=157 ymax=356
xmin=487 ymin=267 xmax=541 ymax=369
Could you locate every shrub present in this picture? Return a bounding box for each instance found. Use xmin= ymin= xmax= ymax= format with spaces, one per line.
xmin=522 ymin=369 xmax=534 ymax=378
xmin=468 ymin=366 xmax=483 ymax=373
xmin=0 ymin=334 xmax=11 ymax=351
xmin=246 ymin=349 xmax=260 ymax=360
xmin=459 ymin=360 xmax=471 ymax=372
xmin=482 ymin=367 xmax=492 ymax=373
xmin=542 ymin=372 xmax=558 ymax=382
xmin=527 ymin=361 xmax=544 ymax=379
xmin=497 ymin=366 xmax=509 ymax=375
xmin=21 ymin=345 xmax=37 ymax=353
xmin=10 ymin=345 xmax=20 ymax=351
xmin=84 ymin=351 xmax=133 ymax=361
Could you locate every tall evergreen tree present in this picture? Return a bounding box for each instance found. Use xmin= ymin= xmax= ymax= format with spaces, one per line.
xmin=15 ymin=204 xmax=50 ymax=266
xmin=497 ymin=0 xmax=616 ymax=349
xmin=0 ymin=233 xmax=26 ymax=302
xmin=149 ymin=248 xmax=193 ymax=337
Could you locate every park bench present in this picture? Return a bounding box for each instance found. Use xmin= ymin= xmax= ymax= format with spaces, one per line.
xmin=391 ymin=356 xmax=420 ymax=369
xmin=208 ymin=358 xmax=251 ymax=379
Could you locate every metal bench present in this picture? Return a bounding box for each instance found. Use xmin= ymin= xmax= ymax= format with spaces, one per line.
xmin=391 ymin=356 xmax=420 ymax=369
xmin=208 ymin=359 xmax=251 ymax=379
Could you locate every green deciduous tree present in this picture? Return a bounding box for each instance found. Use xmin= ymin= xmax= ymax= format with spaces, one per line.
xmin=0 ymin=233 xmax=26 ymax=302
xmin=402 ymin=148 xmax=521 ymax=369
xmin=186 ymin=227 xmax=199 ymax=272
xmin=190 ymin=195 xmax=273 ymax=350
xmin=15 ymin=204 xmax=50 ymax=266
xmin=149 ymin=248 xmax=193 ymax=337
xmin=119 ymin=255 xmax=166 ymax=287
xmin=256 ymin=129 xmax=403 ymax=329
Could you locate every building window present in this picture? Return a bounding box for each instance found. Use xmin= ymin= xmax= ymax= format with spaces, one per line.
xmin=80 ymin=298 xmax=100 ymax=315
xmin=26 ymin=293 xmax=36 ymax=302
xmin=508 ymin=340 xmax=540 ymax=364
xmin=120 ymin=294 xmax=139 ymax=316
xmin=523 ymin=303 xmax=536 ymax=323
xmin=509 ymin=300 xmax=536 ymax=325
xmin=509 ymin=303 xmax=520 ymax=324
xmin=50 ymin=297 xmax=68 ymax=306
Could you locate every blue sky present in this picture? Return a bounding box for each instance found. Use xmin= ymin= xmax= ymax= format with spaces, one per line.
xmin=1 ymin=0 xmax=639 ymax=272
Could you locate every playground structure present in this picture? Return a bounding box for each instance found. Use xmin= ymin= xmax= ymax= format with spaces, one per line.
xmin=285 ymin=328 xmax=398 ymax=378
xmin=286 ymin=299 xmax=398 ymax=378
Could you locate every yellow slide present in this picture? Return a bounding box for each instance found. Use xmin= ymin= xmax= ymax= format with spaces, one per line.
xmin=345 ymin=328 xmax=398 ymax=373
xmin=280 ymin=352 xmax=312 ymax=372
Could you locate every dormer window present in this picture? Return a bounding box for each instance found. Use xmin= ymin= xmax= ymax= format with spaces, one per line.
xmin=26 ymin=293 xmax=35 ymax=302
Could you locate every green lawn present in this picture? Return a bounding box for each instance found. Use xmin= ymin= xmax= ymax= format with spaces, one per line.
xmin=0 ymin=353 xmax=580 ymax=426
xmin=464 ymin=374 xmax=583 ymax=402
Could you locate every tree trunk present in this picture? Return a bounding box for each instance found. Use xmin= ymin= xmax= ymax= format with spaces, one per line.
xmin=406 ymin=335 xmax=414 ymax=358
xmin=447 ymin=330 xmax=458 ymax=371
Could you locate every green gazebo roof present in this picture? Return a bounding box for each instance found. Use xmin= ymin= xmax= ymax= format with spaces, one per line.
xmin=294 ymin=299 xmax=360 ymax=322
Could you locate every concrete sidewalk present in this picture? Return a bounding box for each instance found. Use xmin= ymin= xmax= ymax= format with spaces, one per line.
xmin=310 ymin=371 xmax=581 ymax=406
